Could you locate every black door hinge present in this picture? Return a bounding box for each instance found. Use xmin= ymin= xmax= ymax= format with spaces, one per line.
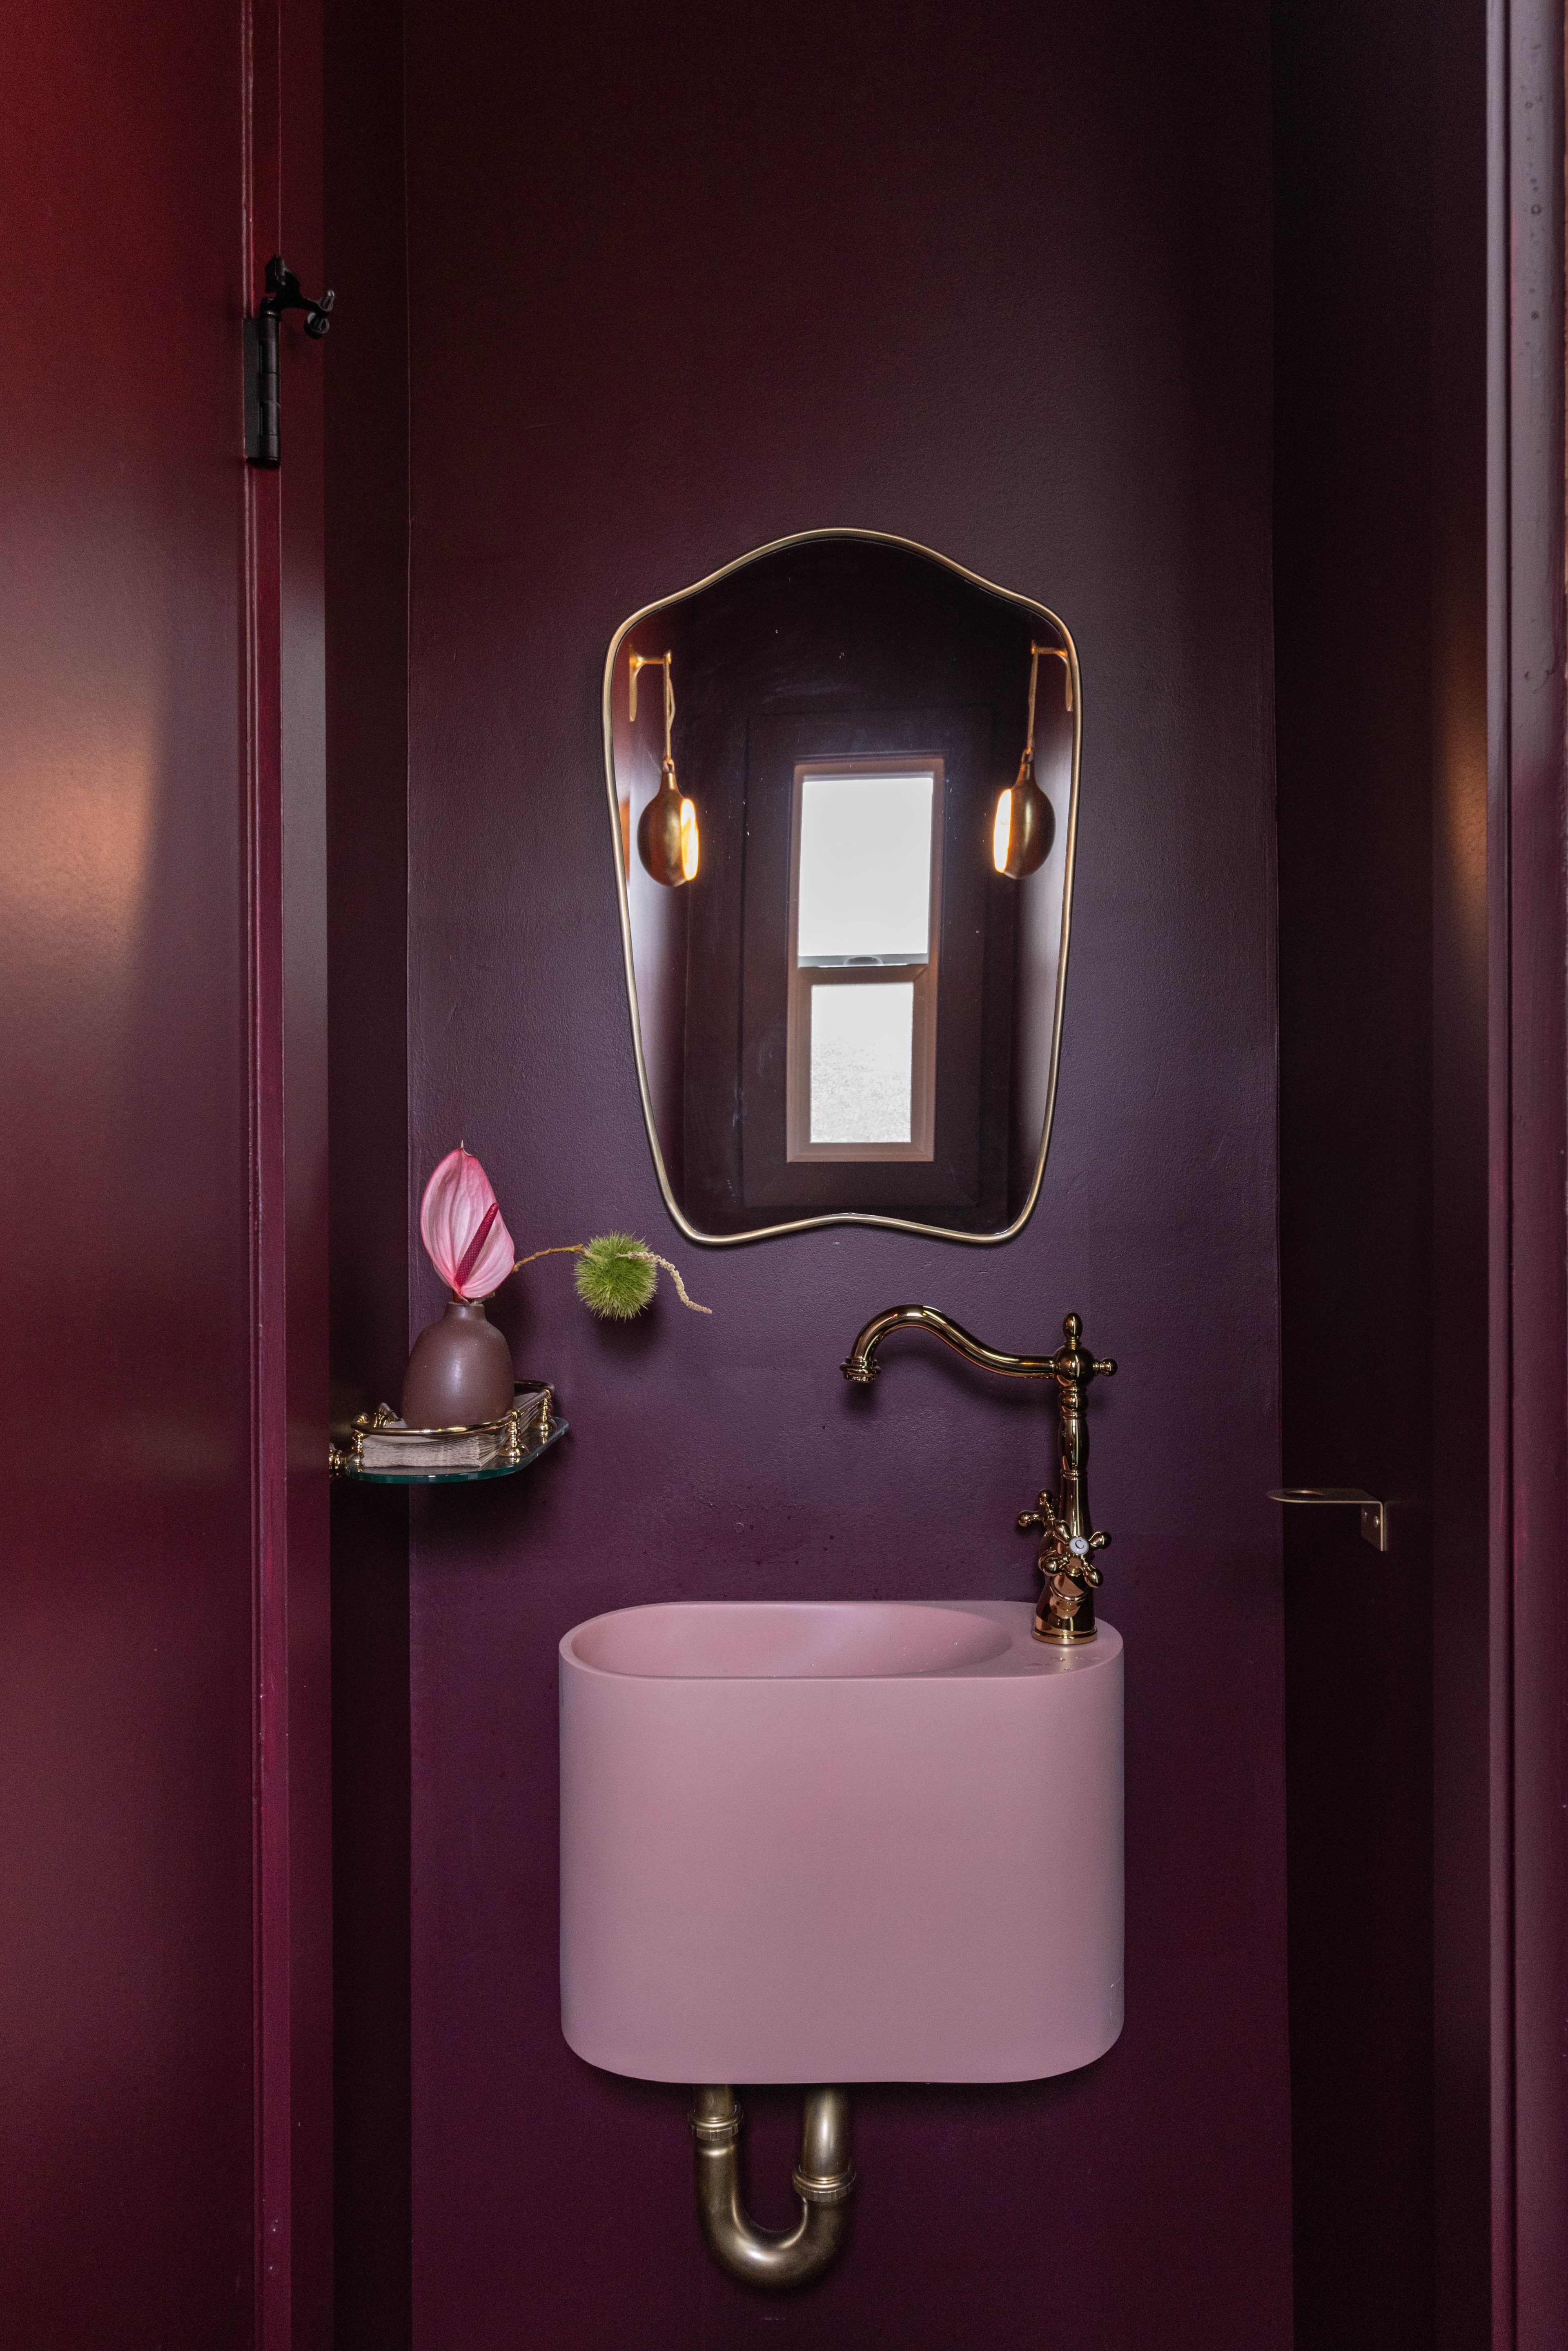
xmin=244 ymin=255 xmax=334 ymax=468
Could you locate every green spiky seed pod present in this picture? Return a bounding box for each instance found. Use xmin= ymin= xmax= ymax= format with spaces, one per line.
xmin=575 ymin=1232 xmax=658 ymax=1320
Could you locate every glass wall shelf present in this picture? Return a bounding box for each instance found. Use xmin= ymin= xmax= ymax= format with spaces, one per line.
xmin=335 ymin=1414 xmax=568 ymax=1486
xmin=330 ymin=1384 xmax=567 ymax=1486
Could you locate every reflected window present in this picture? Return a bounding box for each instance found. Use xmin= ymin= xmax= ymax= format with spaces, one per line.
xmin=797 ymin=771 xmax=935 ymax=961
xmin=810 ymin=981 xmax=916 ymax=1143
xmin=786 ymin=760 xmax=941 ymax=1161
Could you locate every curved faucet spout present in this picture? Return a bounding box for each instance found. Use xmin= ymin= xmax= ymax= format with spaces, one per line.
xmin=841 ymin=1304 xmax=1058 ymax=1385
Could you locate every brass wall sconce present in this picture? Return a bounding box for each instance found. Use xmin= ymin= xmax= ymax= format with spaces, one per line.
xmin=628 ymin=650 xmax=699 ymax=887
xmin=992 ymin=641 xmax=1070 ymax=879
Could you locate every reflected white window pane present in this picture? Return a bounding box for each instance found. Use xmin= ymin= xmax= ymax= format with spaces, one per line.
xmin=810 ymin=982 xmax=914 ymax=1143
xmin=797 ymin=772 xmax=934 ymax=962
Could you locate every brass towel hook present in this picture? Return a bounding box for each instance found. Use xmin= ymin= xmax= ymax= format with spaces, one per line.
xmin=1268 ymin=1486 xmax=1388 ymax=1551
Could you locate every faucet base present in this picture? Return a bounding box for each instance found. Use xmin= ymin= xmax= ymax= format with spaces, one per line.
xmin=1033 ymin=1618 xmax=1098 ymax=1645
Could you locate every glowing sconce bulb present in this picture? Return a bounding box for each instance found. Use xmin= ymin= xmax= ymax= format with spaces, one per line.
xmin=992 ymin=787 xmax=1016 ymax=874
xmin=993 ymin=640 xmax=1069 ymax=880
xmin=993 ymin=751 xmax=1051 ymax=878
xmin=630 ymin=650 xmax=699 ymax=888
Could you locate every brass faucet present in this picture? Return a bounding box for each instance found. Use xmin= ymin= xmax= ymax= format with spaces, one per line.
xmin=841 ymin=1306 xmax=1117 ymax=1644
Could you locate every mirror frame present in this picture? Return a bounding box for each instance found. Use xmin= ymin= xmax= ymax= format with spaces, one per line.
xmin=601 ymin=526 xmax=1082 ymax=1247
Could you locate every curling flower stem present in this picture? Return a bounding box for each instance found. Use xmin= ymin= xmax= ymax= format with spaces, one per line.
xmin=639 ymin=1251 xmax=712 ymax=1313
xmin=513 ymin=1240 xmax=712 ymax=1315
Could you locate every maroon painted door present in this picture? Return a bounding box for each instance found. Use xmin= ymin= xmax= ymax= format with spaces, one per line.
xmin=0 ymin=3 xmax=330 ymax=2346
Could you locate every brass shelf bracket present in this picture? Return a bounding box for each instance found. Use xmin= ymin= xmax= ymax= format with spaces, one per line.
xmin=1268 ymin=1486 xmax=1388 ymax=1552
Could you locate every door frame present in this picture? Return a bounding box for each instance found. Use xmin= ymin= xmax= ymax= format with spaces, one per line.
xmin=245 ymin=0 xmax=332 ymax=2342
xmin=1490 ymin=0 xmax=1568 ymax=2340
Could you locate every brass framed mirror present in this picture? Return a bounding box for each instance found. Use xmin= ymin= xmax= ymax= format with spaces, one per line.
xmin=603 ymin=527 xmax=1080 ymax=1245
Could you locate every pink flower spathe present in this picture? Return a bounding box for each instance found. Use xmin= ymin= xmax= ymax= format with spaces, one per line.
xmin=419 ymin=1148 xmax=516 ymax=1301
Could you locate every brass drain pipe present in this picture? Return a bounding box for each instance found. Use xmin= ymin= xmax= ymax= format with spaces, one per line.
xmin=689 ymin=2086 xmax=856 ymax=2288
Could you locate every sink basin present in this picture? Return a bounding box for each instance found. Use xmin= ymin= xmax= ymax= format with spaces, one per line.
xmin=559 ymin=1599 xmax=1123 ymax=2084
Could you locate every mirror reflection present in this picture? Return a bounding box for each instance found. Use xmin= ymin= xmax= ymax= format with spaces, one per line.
xmin=603 ymin=530 xmax=1080 ymax=1243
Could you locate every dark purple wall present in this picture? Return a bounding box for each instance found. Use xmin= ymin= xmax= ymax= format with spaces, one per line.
xmin=1273 ymin=0 xmax=1489 ymax=2341
xmin=1274 ymin=2 xmax=1434 ymax=2340
xmin=399 ymin=4 xmax=1289 ymax=2344
xmin=1428 ymin=1 xmax=1490 ymax=2341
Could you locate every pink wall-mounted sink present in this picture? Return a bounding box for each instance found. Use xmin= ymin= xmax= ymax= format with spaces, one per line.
xmin=559 ymin=1600 xmax=1123 ymax=2084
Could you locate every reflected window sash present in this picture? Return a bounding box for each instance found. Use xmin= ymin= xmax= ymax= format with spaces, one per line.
xmin=785 ymin=757 xmax=942 ymax=1163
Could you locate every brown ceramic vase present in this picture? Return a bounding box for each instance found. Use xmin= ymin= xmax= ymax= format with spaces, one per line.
xmin=401 ymin=1297 xmax=514 ymax=1428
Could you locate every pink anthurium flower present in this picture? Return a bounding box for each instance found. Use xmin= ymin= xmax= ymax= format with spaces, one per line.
xmin=419 ymin=1148 xmax=517 ymax=1301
